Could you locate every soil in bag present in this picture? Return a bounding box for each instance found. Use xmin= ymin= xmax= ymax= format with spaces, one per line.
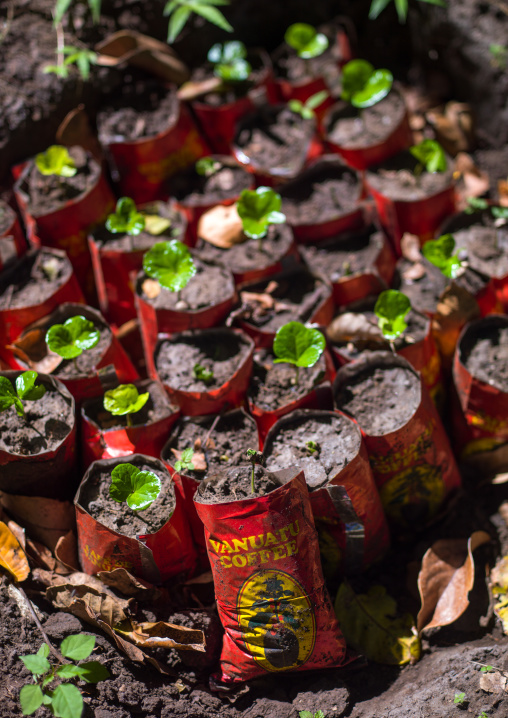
xmin=171 ymin=158 xmax=251 ymax=207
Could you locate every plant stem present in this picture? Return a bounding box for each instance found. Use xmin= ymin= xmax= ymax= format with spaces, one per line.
xmin=126 ymin=414 xmax=132 ymax=427
xmin=389 ymin=340 xmax=396 ymax=354
xmin=17 ymin=586 xmax=66 ymax=663
xmin=294 ymin=365 xmax=299 ymax=384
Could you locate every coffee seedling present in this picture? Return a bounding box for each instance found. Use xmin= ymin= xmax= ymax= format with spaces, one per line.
xmin=289 ymin=90 xmax=329 ymax=120
xmin=106 ymin=197 xmax=145 ymax=236
xmin=174 ymin=447 xmax=195 ymax=473
xmin=273 ymin=321 xmax=326 ymax=384
xmin=109 ymin=462 xmax=161 ymax=511
xmin=285 ymin=23 xmax=329 ymax=59
xmin=374 ymin=289 xmax=412 ymax=347
xmin=422 ymin=233 xmax=462 ymax=279
xmin=193 ymin=363 xmax=215 ymax=386
xmin=35 ymin=145 xmax=77 ymax=178
xmin=208 ymin=40 xmax=251 ymax=82
xmin=409 ymin=139 xmax=447 ymax=174
xmin=341 ymin=59 xmax=393 ymax=108
xmin=0 ymin=372 xmax=46 ymax=418
xmin=246 ymin=449 xmax=264 ymax=494
xmin=46 ymin=315 xmax=100 ymax=371
xmin=236 ymin=187 xmax=286 ymax=249
xmin=143 ymin=240 xmax=196 ymax=299
xmin=103 ymin=384 xmax=149 ymax=427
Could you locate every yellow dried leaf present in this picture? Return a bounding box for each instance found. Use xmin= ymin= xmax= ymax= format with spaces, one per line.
xmin=0 ymin=520 xmax=30 ymax=582
xmin=143 ymin=214 xmax=171 ymax=236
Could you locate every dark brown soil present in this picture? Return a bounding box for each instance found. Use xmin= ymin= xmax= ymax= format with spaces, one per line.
xmin=0 ymin=249 xmax=72 ymax=310
xmin=335 ymin=363 xmax=420 ymax=435
xmin=263 ymin=411 xmax=360 ymax=489
xmin=195 ymin=465 xmax=280 ymax=504
xmin=17 ymin=146 xmax=101 ymax=217
xmin=280 ymin=158 xmax=361 ymax=225
xmin=461 ymin=322 xmax=508 ymax=392
xmin=197 ymin=222 xmax=295 ymax=276
xmin=365 ymin=150 xmax=454 ymax=201
xmin=137 ymin=257 xmax=235 ymax=311
xmin=234 ymin=105 xmax=315 ymax=177
xmin=273 ymin=35 xmax=342 ymax=87
xmin=189 ymin=49 xmax=270 ymax=106
xmin=93 ymin=202 xmax=186 ymax=251
xmin=162 ymin=410 xmax=259 ymax=480
xmin=249 ymin=350 xmax=327 ymax=411
xmin=155 ymin=329 xmax=251 ymax=392
xmin=171 ymin=158 xmax=251 ymax=206
xmin=0 ymin=200 xmax=15 ymax=235
xmin=238 ymin=268 xmax=331 ymax=332
xmin=79 ymin=457 xmax=176 ymax=536
xmin=82 ymin=380 xmax=176 ymax=431
xmin=0 ymin=376 xmax=73 ymax=455
xmin=444 ymin=210 xmax=508 ymax=279
xmin=97 ymin=81 xmax=178 ymax=143
xmin=325 ymin=90 xmax=406 ymax=149
xmin=300 ymin=226 xmax=385 ymax=283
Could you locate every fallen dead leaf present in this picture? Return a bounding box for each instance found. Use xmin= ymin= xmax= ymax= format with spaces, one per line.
xmin=118 ymin=620 xmax=206 ymax=652
xmin=498 ymin=179 xmax=508 ymax=207
xmin=0 ymin=493 xmax=75 ymax=551
xmin=54 ymin=530 xmax=80 ymax=574
xmin=400 ymin=232 xmax=423 ymax=262
xmin=402 ymin=262 xmax=427 ymax=281
xmin=326 ymin=313 xmax=385 ymax=347
xmin=0 ymin=521 xmax=30 ymax=582
xmin=25 ymin=539 xmax=56 ymax=571
xmin=97 ymin=567 xmax=161 ymax=600
xmin=198 ymin=205 xmax=245 ymax=248
xmin=7 ymin=328 xmax=63 ymax=374
xmin=426 ymin=101 xmax=474 ymax=155
xmin=142 ymin=278 xmax=161 ymax=299
xmin=417 ymin=530 xmax=491 ymax=632
xmin=454 ymin=152 xmax=490 ymax=209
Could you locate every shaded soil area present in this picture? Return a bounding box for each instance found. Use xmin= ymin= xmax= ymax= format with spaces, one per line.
xmin=0 ymin=249 xmax=72 ymax=310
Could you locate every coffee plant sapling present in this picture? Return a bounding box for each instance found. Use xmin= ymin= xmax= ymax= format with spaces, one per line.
xmin=164 ymin=0 xmax=232 ymax=43
xmin=103 ymin=384 xmax=150 ymax=427
xmin=374 ymin=289 xmax=412 ymax=348
xmin=409 ymin=139 xmax=447 ymax=173
xmin=46 ymin=315 xmax=100 ymax=371
xmin=195 ymin=156 xmax=221 ymax=177
xmin=453 ymin=692 xmax=466 ymax=705
xmin=306 ymin=440 xmax=320 ymax=455
xmin=284 ymin=23 xmax=329 ymax=59
xmin=174 ymin=447 xmax=195 ymax=472
xmin=19 ymin=634 xmax=109 ymax=717
xmin=193 ymin=363 xmax=215 ymax=386
xmin=109 ymin=462 xmax=161 ymax=511
xmin=44 ymin=46 xmax=97 ymax=80
xmin=106 ymin=197 xmax=145 ymax=236
xmin=246 ymin=448 xmax=264 ymax=494
xmin=340 ymin=59 xmax=393 ymax=109
xmin=289 ymin=90 xmax=329 ymax=120
xmin=273 ymin=321 xmax=326 ymax=385
xmin=0 ymin=372 xmax=46 ymax=418
xmin=208 ymin=40 xmax=251 ymax=82
xmin=35 ymin=146 xmax=77 ymax=178
xmin=236 ymin=187 xmax=286 ymax=249
xmin=143 ymin=240 xmax=196 ymax=304
xmin=422 ymin=234 xmax=462 ymax=279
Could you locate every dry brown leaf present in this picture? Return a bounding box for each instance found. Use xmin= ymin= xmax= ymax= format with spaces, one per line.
xmin=121 ymin=620 xmax=206 ymax=652
xmin=0 ymin=521 xmax=30 ymax=582
xmin=25 ymin=539 xmax=56 ymax=571
xmin=326 ymin=313 xmax=385 ymax=346
xmin=417 ymin=530 xmax=491 ymax=632
xmin=8 ymin=328 xmax=63 ymax=374
xmin=177 ymin=76 xmax=223 ymax=101
xmin=54 ymin=531 xmax=80 ymax=573
xmin=142 ymin=278 xmax=161 ymax=299
xmin=403 ymin=262 xmax=427 ymax=281
xmin=400 ymin=232 xmax=423 ymax=262
xmin=98 ymin=567 xmax=160 ymax=600
xmin=426 ymin=101 xmax=474 ymax=155
xmin=198 ymin=205 xmax=244 ymax=248
xmin=0 ymin=493 xmax=75 ymax=551
xmin=56 ymin=105 xmax=103 ymax=161
xmin=454 ymin=152 xmax=490 ymax=209
xmin=498 ymin=179 xmax=508 ymax=207
xmin=171 ymin=447 xmax=207 ymax=472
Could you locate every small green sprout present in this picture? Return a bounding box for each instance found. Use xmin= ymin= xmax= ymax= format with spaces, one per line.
xmin=477 ymin=713 xmax=489 ymax=718
xmin=464 ymin=197 xmax=489 ymax=213
xmin=44 ymin=46 xmax=97 ymax=81
xmin=109 ymin=462 xmax=161 ymax=511
xmin=284 ymin=23 xmax=329 ymax=59
xmin=46 ymin=315 xmax=100 ymax=371
xmin=306 ymin=440 xmax=320 ymax=455
xmin=0 ymin=372 xmax=46 ymax=418
xmin=410 ymin=139 xmax=447 ymax=173
xmin=374 ymin=289 xmax=411 ymax=345
xmin=54 ymin=0 xmax=102 ymax=25
xmin=369 ymin=0 xmax=446 ymax=24
xmin=341 ymin=59 xmax=393 ymax=109
xmin=195 ymin=156 xmax=221 ymax=177
xmin=208 ymin=41 xmax=251 ymax=82
xmin=299 ymin=711 xmax=325 ymax=718
xmin=174 ymin=447 xmax=195 ymax=473
xmin=490 ymin=44 xmax=508 ymax=69
xmin=143 ymin=240 xmax=196 ymax=296
xmin=454 ymin=692 xmax=466 ymax=705
xmin=193 ymin=363 xmax=214 ymax=386
xmin=246 ymin=449 xmax=264 ymax=494
xmin=19 ymin=635 xmax=109 ymax=717
xmin=103 ymin=384 xmax=150 ymax=427
xmin=236 ymin=187 xmax=286 ymax=249
xmin=289 ymin=90 xmax=329 ymax=120
xmin=273 ymin=321 xmax=326 ymax=384
xmin=164 ymin=0 xmax=233 ymax=44
xmin=106 ymin=197 xmax=145 ymax=236
xmin=480 ymin=665 xmax=494 ymax=673
xmin=422 ymin=234 xmax=462 ymax=279
xmin=34 ymin=146 xmax=77 ymax=178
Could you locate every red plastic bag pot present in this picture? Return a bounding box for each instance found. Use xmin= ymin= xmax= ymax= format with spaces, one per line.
xmin=194 ymin=465 xmax=346 ymax=685
xmin=0 ymin=200 xmax=26 ymax=268
xmin=279 ymin=156 xmax=365 ymax=244
xmin=300 ymin=225 xmax=396 ymax=309
xmin=323 ymin=90 xmax=413 ymax=171
xmin=75 ymin=454 xmax=197 ymax=582
xmin=80 ymin=379 xmax=180 ymax=469
xmin=334 ymin=352 xmax=461 ymax=530
xmin=0 ymin=248 xmax=85 ymax=359
xmin=7 ymin=304 xmax=138 ymax=406
xmin=152 ymin=327 xmax=255 ymax=416
xmin=452 ymin=315 xmax=508 ymax=463
xmin=263 ymin=409 xmax=390 ymax=578
xmin=160 ymin=408 xmax=260 ymax=566
xmin=0 ymin=371 xmax=77 ymax=500
xmin=13 ymin=149 xmax=115 ymax=303
xmin=236 ymin=267 xmax=334 ymax=349
xmin=102 ymin=100 xmax=210 ymax=204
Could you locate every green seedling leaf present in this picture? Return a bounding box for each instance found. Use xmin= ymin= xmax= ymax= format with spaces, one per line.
xmin=491 ymin=206 xmax=508 ymax=220
xmin=174 ymin=447 xmax=195 ymax=473
xmin=76 ymin=661 xmax=110 ymax=683
xmin=143 ymin=240 xmax=196 ymax=292
xmin=104 ymin=384 xmax=149 ymax=419
xmin=19 ymin=684 xmax=44 ymax=715
xmin=195 ymin=156 xmax=221 ymax=177
xmin=284 ymin=23 xmax=329 ymax=59
xmin=56 ymin=664 xmax=87 ymax=679
xmin=410 ymin=139 xmax=447 ymax=173
xmin=164 ymin=0 xmax=232 ymax=43
xmin=60 ymin=634 xmax=95 ymax=661
xmin=16 ymin=371 xmax=46 ymax=402
xmin=20 ymin=653 xmax=51 ymax=675
xmin=46 ymin=315 xmax=100 ymax=360
xmin=273 ymin=321 xmax=325 ymax=369
xmin=289 ymin=90 xmax=329 ymax=119
xmin=0 ymin=376 xmax=25 ymax=417
xmin=369 ymin=0 xmax=446 ymax=23
xmin=192 ymin=363 xmax=214 ymax=385
xmin=299 ymin=713 xmax=325 ymax=718
xmin=374 ymin=289 xmax=411 ymax=340
xmin=481 ymin=665 xmax=494 ymax=673
xmin=61 ymin=46 xmax=98 ymax=81
xmin=464 ymin=196 xmax=489 ymax=214
xmin=341 ymin=59 xmax=393 ymax=108
xmin=237 ymin=186 xmax=286 ymax=240
xmin=208 ymin=40 xmax=251 ymax=82
xmin=35 ymin=145 xmax=77 ymax=178
xmin=110 ymin=463 xmax=161 ymax=511
xmin=50 ymin=683 xmax=83 ymax=718
xmin=37 ymin=644 xmax=50 ymax=659
xmin=454 ymin=692 xmax=466 ymax=704
xmin=106 ymin=197 xmax=145 ymax=236
xmin=422 ymin=234 xmax=462 ymax=278
xmin=306 ymin=440 xmax=320 ymax=454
